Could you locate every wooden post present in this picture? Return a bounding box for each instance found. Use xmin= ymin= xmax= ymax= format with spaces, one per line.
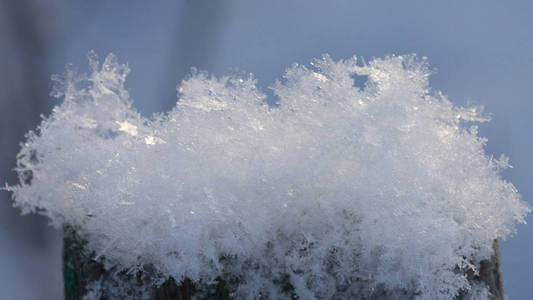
xmin=63 ymin=226 xmax=504 ymax=299
xmin=479 ymin=240 xmax=504 ymax=299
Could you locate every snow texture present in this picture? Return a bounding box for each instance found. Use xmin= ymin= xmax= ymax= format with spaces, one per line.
xmin=7 ymin=52 xmax=530 ymax=299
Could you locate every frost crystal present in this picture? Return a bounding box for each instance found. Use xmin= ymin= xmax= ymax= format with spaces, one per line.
xmin=7 ymin=52 xmax=529 ymax=299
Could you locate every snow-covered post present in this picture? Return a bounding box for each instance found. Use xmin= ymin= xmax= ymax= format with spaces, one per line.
xmin=62 ymin=226 xmax=230 ymax=299
xmin=62 ymin=231 xmax=504 ymax=299
xmin=6 ymin=53 xmax=529 ymax=299
xmin=480 ymin=240 xmax=504 ymax=299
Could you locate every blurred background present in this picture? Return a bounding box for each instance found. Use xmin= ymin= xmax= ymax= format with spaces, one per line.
xmin=1 ymin=0 xmax=532 ymax=299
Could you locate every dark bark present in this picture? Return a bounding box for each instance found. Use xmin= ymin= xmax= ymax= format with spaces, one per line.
xmin=64 ymin=226 xmax=504 ymax=300
xmin=479 ymin=240 xmax=504 ymax=299
xmin=63 ymin=226 xmax=229 ymax=300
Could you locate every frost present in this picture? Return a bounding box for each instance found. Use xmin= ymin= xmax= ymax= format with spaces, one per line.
xmin=116 ymin=121 xmax=138 ymax=136
xmin=6 ymin=52 xmax=530 ymax=299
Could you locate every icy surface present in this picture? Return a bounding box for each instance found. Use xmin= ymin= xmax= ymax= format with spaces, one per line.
xmin=7 ymin=52 xmax=529 ymax=299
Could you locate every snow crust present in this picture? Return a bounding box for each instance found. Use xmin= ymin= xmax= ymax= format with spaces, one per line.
xmin=7 ymin=52 xmax=529 ymax=299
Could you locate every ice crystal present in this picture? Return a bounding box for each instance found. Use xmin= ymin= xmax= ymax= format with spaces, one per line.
xmin=7 ymin=52 xmax=529 ymax=299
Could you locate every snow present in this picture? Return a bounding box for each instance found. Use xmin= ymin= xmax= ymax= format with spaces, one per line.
xmin=6 ymin=52 xmax=529 ymax=299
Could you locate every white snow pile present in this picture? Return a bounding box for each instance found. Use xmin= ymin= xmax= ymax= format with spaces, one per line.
xmin=7 ymin=52 xmax=529 ymax=299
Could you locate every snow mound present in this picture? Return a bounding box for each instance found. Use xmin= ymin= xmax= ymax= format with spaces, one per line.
xmin=7 ymin=52 xmax=529 ymax=299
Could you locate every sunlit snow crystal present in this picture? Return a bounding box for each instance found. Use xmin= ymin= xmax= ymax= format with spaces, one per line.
xmin=7 ymin=52 xmax=530 ymax=299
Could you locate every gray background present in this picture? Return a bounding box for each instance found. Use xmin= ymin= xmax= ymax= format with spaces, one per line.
xmin=1 ymin=1 xmax=531 ymax=298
